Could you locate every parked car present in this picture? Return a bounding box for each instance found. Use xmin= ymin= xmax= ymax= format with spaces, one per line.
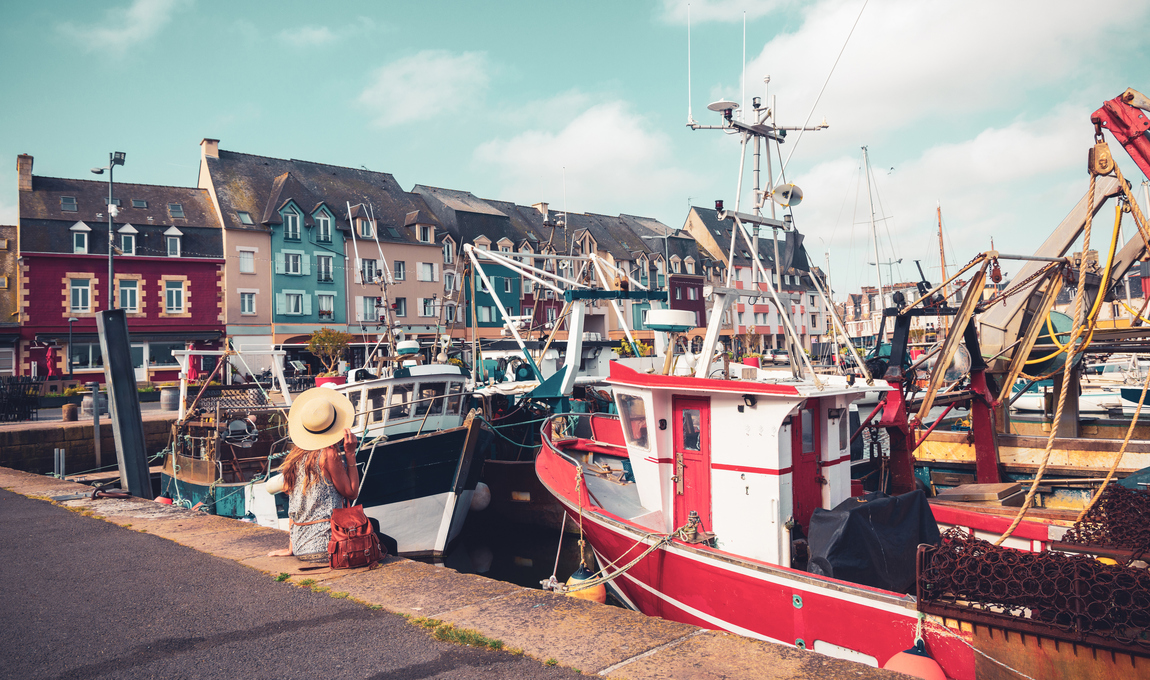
xmin=769 ymin=349 xmax=789 ymax=365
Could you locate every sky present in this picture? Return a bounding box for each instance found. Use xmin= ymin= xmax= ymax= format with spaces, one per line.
xmin=2 ymin=0 xmax=1149 ymax=300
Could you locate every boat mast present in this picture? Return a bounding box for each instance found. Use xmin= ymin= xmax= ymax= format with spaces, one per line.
xmin=862 ymin=146 xmax=884 ymax=343
xmin=938 ymin=202 xmax=949 ymax=337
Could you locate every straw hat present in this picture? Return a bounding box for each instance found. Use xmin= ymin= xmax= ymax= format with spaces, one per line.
xmin=288 ymin=387 xmax=356 ymax=450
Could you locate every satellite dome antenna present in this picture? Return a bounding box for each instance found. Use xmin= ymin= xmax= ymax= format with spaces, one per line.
xmin=707 ymin=100 xmax=740 ymax=124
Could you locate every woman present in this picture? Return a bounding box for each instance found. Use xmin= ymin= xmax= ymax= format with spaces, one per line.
xmin=268 ymin=388 xmax=360 ymax=561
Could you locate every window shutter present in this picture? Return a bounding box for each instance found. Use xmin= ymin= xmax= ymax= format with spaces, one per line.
xmin=302 ymin=294 xmax=312 ymax=316
xmin=375 ymin=260 xmax=382 ymax=282
xmin=275 ymin=252 xmax=285 ymax=274
xmin=416 ymin=298 xmax=424 ymax=316
xmin=354 ymin=258 xmax=362 ymax=283
xmin=275 ymin=293 xmax=286 ymax=315
xmin=433 ymin=263 xmax=439 ymax=282
xmin=301 ymin=253 xmax=311 ymax=276
xmin=354 ymin=296 xmax=364 ymax=321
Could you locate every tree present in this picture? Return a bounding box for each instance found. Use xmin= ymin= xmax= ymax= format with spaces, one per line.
xmin=308 ymin=327 xmax=354 ymax=375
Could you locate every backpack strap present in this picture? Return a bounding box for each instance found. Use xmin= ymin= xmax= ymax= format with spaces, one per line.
xmin=289 ymin=517 xmax=330 ymax=527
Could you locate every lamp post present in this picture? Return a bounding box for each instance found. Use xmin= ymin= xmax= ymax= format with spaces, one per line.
xmin=67 ymin=317 xmax=78 ymax=378
xmin=91 ymin=152 xmax=126 ymax=310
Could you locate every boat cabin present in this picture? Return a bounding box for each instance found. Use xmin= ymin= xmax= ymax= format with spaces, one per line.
xmin=338 ymin=364 xmax=469 ymax=439
xmin=607 ymin=363 xmax=864 ymax=566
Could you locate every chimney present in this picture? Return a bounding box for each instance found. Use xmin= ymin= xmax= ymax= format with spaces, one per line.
xmin=532 ymin=202 xmax=549 ymax=219
xmin=200 ymin=138 xmax=219 ymax=159
xmin=17 ymin=154 xmax=32 ymax=192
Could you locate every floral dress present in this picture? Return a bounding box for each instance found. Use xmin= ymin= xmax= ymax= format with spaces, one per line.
xmin=288 ymin=455 xmax=345 ymax=562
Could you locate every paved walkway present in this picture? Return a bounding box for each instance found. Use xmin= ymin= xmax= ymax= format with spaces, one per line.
xmin=0 ymin=468 xmax=901 ymax=679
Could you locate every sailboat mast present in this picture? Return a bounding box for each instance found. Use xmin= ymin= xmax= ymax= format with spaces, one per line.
xmin=938 ymin=202 xmax=949 ymax=336
xmin=863 ymin=146 xmax=884 ymax=341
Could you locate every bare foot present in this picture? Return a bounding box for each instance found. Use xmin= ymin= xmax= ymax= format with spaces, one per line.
xmin=267 ymin=548 xmax=293 ymax=557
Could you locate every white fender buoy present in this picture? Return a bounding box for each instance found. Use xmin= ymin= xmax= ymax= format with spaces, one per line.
xmin=470 ymin=482 xmax=491 ymax=512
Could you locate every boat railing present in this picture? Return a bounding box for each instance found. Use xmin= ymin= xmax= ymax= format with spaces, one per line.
xmin=350 ymin=388 xmax=472 ymax=435
xmin=540 ymin=411 xmax=628 ymax=463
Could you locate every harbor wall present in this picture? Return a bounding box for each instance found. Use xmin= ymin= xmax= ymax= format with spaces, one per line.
xmin=0 ymin=416 xmax=174 ymax=475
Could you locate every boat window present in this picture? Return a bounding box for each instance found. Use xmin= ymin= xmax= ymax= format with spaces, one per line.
xmin=416 ymin=382 xmax=446 ymax=416
xmin=347 ymin=389 xmax=362 ymax=427
xmin=801 ymin=410 xmax=814 ymax=453
xmin=390 ymin=384 xmax=412 ymax=420
xmin=617 ymin=393 xmax=649 ymax=450
xmin=446 ymin=382 xmax=463 ymax=415
xmin=681 ymin=409 xmax=701 ymax=451
xmin=839 ymin=412 xmax=849 ymax=450
xmin=368 ymin=387 xmax=388 ymax=424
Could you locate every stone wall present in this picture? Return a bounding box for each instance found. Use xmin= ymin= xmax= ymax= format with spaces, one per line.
xmin=0 ymin=416 xmax=175 ymax=476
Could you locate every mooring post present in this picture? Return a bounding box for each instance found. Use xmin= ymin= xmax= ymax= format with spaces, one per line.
xmin=88 ymin=381 xmax=101 ymax=469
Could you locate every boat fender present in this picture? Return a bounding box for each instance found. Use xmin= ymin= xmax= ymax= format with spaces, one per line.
xmin=470 ymin=482 xmax=491 ymax=512
xmin=882 ymin=640 xmax=946 ymax=680
xmin=154 ymin=496 xmax=173 ymax=505
xmin=564 ymin=564 xmax=606 ymax=604
xmin=265 ymin=473 xmax=285 ymax=495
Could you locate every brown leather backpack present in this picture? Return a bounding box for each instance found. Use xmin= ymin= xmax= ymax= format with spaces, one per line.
xmin=328 ymin=504 xmax=384 ymax=569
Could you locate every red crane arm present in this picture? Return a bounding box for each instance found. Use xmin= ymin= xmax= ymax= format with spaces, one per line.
xmin=1092 ymin=88 xmax=1150 ymax=180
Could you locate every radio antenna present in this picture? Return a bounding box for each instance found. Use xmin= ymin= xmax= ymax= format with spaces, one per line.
xmin=741 ymin=11 xmax=746 ymax=121
xmin=686 ymin=4 xmax=694 ymax=124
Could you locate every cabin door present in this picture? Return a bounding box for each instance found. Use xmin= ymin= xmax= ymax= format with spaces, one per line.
xmin=791 ymin=399 xmax=821 ymax=530
xmin=673 ymin=396 xmax=712 ymax=531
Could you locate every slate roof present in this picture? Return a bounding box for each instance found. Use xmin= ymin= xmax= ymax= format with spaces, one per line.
xmin=204 ymin=150 xmax=441 ymax=246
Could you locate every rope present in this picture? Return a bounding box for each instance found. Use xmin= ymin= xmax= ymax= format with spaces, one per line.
xmin=996 ymin=174 xmax=1097 ymax=546
xmin=1075 ymin=351 xmax=1150 ymax=522
xmin=1119 ymin=298 xmax=1150 ymax=325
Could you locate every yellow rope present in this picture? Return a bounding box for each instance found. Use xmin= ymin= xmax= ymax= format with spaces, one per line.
xmin=997 ymin=174 xmax=1097 ymax=546
xmin=1119 ymin=298 xmax=1150 ymax=325
xmin=1075 ymin=355 xmax=1150 ymax=523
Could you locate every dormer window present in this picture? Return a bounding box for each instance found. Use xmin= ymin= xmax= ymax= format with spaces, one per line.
xmin=283 ymin=210 xmax=300 ymax=240
xmin=70 ymin=222 xmax=91 ymax=254
xmin=164 ymin=227 xmax=183 ymax=257
xmin=443 ymin=241 xmax=454 ymax=264
xmin=61 ymin=196 xmax=78 ymax=212
xmin=237 ymin=211 xmax=253 ymax=225
xmin=168 ymin=203 xmax=185 ymax=219
xmin=358 ymin=218 xmax=373 ymax=238
xmin=316 ymin=213 xmax=331 ymax=242
xmin=418 ymin=225 xmax=432 ymax=243
xmin=118 ymin=224 xmax=138 ymax=256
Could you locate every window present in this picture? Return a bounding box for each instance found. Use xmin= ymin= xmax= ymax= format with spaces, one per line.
xmin=285 ymin=253 xmax=301 ymax=275
xmin=317 ymin=255 xmax=333 ymax=282
xmin=318 ymin=294 xmax=334 ymax=319
xmin=120 ymin=234 xmax=134 ymax=255
xmin=500 ymin=245 xmax=511 ymax=253
xmin=811 ymin=313 xmax=818 ymax=327
xmin=416 ymin=382 xmax=446 ymax=416
xmin=386 ymin=226 xmax=401 ymax=239
xmin=393 ymin=261 xmax=405 ymax=281
xmin=361 ymin=259 xmax=377 ymax=283
xmin=316 ymin=214 xmax=331 ymax=242
xmin=418 ymin=262 xmax=435 ymax=282
xmin=617 ymin=394 xmax=649 ymax=450
xmin=283 ymin=211 xmax=300 ymax=240
xmin=504 ymin=278 xmax=513 ymax=294
xmin=358 ymin=218 xmax=372 ymax=238
xmin=478 ymin=306 xmax=491 ymax=323
xmin=810 ymin=295 xmax=817 ymax=306
xmin=73 ymin=232 xmax=87 ymax=254
xmin=61 ymin=196 xmax=77 ymax=212
xmin=105 ymin=197 xmax=122 ymax=207
xmin=168 ymin=203 xmax=184 ymax=218
xmin=167 ymin=236 xmax=181 ymax=257
xmin=418 ymin=225 xmax=431 ymax=243
xmin=443 ymin=242 xmax=454 ymax=264
xmin=164 ymin=280 xmax=184 ymax=313
xmin=672 ymin=259 xmax=681 ymax=274
xmin=285 ymin=293 xmax=303 ymax=315
xmin=149 ymin=341 xmax=184 ymax=366
xmin=688 ymin=287 xmax=698 ymax=300
xmin=444 ymin=272 xmax=456 ymax=292
xmin=119 ymin=280 xmax=139 ymax=312
xmin=445 ymin=304 xmax=455 ymax=323
xmin=546 ymin=307 xmax=557 ymax=322
xmin=240 ymin=292 xmax=255 ymax=315
xmin=389 ymin=384 xmax=412 ymax=420
xmin=362 ymin=297 xmax=380 ymax=322
xmin=422 ymin=298 xmax=435 ymax=317
xmin=70 ymin=343 xmax=103 ymax=370
xmin=237 ymin=211 xmax=253 ymax=225
xmin=686 ymin=260 xmax=695 ymax=274
xmin=239 ymin=250 xmax=255 ymax=273
xmin=131 ymin=199 xmax=147 ymax=209
xmin=70 ymin=279 xmax=91 ymax=313
xmin=394 ymin=297 xmax=406 ymax=317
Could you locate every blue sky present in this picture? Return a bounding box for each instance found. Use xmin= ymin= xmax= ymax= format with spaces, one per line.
xmin=3 ymin=0 xmax=1149 ymax=297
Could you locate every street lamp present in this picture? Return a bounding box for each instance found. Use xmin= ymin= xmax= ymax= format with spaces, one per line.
xmin=67 ymin=317 xmax=78 ymax=378
xmin=91 ymin=152 xmax=126 ymax=310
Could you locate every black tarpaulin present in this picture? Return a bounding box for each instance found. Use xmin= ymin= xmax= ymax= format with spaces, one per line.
xmin=806 ymin=490 xmax=940 ymax=593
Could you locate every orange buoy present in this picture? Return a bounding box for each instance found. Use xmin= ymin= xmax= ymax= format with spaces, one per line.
xmin=883 ymin=640 xmax=947 ymax=680
xmin=564 ymin=565 xmax=606 ymax=604
xmin=154 ymin=496 xmax=174 ymax=505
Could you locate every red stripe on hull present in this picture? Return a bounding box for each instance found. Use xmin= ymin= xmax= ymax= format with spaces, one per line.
xmin=711 ymin=462 xmax=792 ymax=476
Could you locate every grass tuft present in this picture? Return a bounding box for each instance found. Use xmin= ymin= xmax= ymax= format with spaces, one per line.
xmin=311 ymin=585 xmax=331 ymax=594
xmin=297 ymin=578 xmax=316 ymax=587
xmin=330 ymin=591 xmax=349 ymax=599
xmin=409 ymin=618 xmax=504 ymax=650
xmin=545 ymin=658 xmax=558 ymax=666
xmin=509 ymin=647 xmax=524 ymax=656
xmin=370 ymin=604 xmax=383 ymax=610
xmin=274 ymin=573 xmax=290 ymax=582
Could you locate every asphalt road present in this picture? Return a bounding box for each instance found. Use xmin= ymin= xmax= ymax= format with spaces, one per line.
xmin=0 ymin=490 xmax=582 ymax=680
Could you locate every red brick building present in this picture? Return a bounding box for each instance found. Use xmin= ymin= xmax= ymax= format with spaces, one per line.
xmin=16 ymin=154 xmax=225 ymax=383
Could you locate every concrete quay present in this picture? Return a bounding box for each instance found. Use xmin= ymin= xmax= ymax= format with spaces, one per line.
xmin=0 ymin=466 xmax=904 ymax=679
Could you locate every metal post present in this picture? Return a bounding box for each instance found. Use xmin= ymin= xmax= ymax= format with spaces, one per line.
xmin=108 ymin=161 xmax=115 ymax=310
xmin=67 ymin=317 xmax=77 ymax=379
xmin=88 ymin=381 xmax=101 ymax=469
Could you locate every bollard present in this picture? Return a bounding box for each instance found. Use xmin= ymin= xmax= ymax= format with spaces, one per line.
xmin=54 ymin=448 xmax=66 ymax=479
xmin=61 ymin=403 xmax=78 ymax=421
xmin=88 ymin=382 xmax=101 ymax=470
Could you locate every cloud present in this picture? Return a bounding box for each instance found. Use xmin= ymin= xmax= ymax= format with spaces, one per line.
xmin=473 ymin=100 xmax=694 ymax=217
xmin=57 ymin=0 xmax=191 ymax=56
xmin=359 ymin=50 xmax=490 ymax=127
xmin=276 ymin=16 xmax=375 ymax=47
xmin=660 ymin=0 xmax=789 ymax=24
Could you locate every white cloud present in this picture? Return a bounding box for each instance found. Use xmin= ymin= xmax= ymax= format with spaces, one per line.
xmin=58 ymin=0 xmax=191 ymax=56
xmin=359 ymin=50 xmax=490 ymax=127
xmin=474 ymin=100 xmax=694 ymax=217
xmin=660 ymin=0 xmax=789 ymax=24
xmin=277 ymin=16 xmax=375 ymax=47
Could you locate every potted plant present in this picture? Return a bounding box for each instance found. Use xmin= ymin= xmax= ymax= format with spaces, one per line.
xmin=308 ymin=327 xmax=353 ymax=386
